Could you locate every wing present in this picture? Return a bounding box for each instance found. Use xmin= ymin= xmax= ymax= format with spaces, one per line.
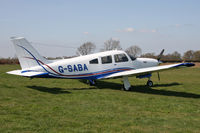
xmin=103 ymin=63 xmax=195 ymax=79
xmin=7 ymin=70 xmax=48 ymax=77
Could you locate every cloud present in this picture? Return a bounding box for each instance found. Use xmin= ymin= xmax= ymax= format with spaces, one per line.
xmin=175 ymin=24 xmax=194 ymax=28
xmin=111 ymin=37 xmax=120 ymax=41
xmin=83 ymin=32 xmax=89 ymax=34
xmin=117 ymin=27 xmax=135 ymax=32
xmin=167 ymin=24 xmax=194 ymax=29
xmin=151 ymin=29 xmax=157 ymax=33
xmin=175 ymin=24 xmax=181 ymax=27
xmin=117 ymin=27 xmax=156 ymax=33
xmin=139 ymin=29 xmax=157 ymax=33
xmin=124 ymin=27 xmax=135 ymax=32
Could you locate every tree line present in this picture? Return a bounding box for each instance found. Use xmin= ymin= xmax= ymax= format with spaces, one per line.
xmin=77 ymin=38 xmax=200 ymax=62
xmin=141 ymin=50 xmax=200 ymax=62
xmin=0 ymin=38 xmax=199 ymax=64
xmin=77 ymin=38 xmax=142 ymax=57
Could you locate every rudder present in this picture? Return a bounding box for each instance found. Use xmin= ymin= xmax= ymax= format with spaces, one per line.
xmin=11 ymin=37 xmax=49 ymax=69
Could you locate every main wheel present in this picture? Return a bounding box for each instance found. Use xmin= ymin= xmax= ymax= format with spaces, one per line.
xmin=147 ymin=80 xmax=153 ymax=87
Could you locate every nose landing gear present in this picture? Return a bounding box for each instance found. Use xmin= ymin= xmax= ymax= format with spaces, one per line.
xmin=146 ymin=76 xmax=153 ymax=87
xmin=136 ymin=74 xmax=154 ymax=87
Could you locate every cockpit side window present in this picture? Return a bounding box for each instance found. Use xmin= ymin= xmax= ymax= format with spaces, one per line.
xmin=89 ymin=58 xmax=99 ymax=64
xmin=114 ymin=54 xmax=129 ymax=63
xmin=101 ymin=55 xmax=112 ymax=64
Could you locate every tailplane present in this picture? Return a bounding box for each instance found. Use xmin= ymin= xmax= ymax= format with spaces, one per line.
xmin=10 ymin=37 xmax=49 ymax=69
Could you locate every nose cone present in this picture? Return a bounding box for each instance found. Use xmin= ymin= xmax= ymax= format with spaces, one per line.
xmin=137 ymin=58 xmax=160 ymax=68
xmin=158 ymin=60 xmax=163 ymax=65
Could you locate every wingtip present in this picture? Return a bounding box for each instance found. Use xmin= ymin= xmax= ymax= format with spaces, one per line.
xmin=185 ymin=63 xmax=195 ymax=67
xmin=177 ymin=63 xmax=195 ymax=67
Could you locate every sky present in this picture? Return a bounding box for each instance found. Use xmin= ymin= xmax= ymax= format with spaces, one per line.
xmin=0 ymin=0 xmax=200 ymax=58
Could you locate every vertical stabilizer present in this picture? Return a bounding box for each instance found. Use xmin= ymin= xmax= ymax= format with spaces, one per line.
xmin=10 ymin=37 xmax=49 ymax=69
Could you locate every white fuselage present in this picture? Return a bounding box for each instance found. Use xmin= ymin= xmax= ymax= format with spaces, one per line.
xmin=27 ymin=50 xmax=159 ymax=80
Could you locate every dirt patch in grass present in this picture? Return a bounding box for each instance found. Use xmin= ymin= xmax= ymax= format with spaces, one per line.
xmin=194 ymin=62 xmax=200 ymax=68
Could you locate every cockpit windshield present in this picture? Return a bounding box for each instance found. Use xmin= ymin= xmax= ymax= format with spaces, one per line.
xmin=127 ymin=54 xmax=136 ymax=61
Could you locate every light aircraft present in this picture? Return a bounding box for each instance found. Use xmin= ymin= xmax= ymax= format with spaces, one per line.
xmin=7 ymin=37 xmax=195 ymax=91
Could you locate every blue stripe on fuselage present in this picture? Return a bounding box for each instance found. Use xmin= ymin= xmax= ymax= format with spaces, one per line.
xmin=33 ymin=67 xmax=133 ymax=79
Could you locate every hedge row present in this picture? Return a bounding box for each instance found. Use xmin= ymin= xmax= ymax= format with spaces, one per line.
xmin=0 ymin=58 xmax=19 ymax=64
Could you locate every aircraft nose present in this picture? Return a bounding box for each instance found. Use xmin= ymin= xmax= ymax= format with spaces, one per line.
xmin=158 ymin=60 xmax=163 ymax=64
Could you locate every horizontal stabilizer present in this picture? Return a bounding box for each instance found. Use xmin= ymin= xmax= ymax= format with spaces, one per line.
xmin=7 ymin=70 xmax=48 ymax=77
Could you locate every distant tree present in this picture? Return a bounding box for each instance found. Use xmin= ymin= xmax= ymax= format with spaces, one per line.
xmin=171 ymin=51 xmax=182 ymax=60
xmin=193 ymin=50 xmax=200 ymax=61
xmin=125 ymin=45 xmax=142 ymax=57
xmin=183 ymin=50 xmax=194 ymax=60
xmin=76 ymin=42 xmax=96 ymax=55
xmin=101 ymin=38 xmax=122 ymax=51
xmin=141 ymin=53 xmax=156 ymax=58
xmin=161 ymin=51 xmax=182 ymax=62
xmin=163 ymin=51 xmax=181 ymax=60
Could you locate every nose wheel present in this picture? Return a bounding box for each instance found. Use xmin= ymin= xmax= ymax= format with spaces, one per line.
xmin=147 ymin=80 xmax=153 ymax=87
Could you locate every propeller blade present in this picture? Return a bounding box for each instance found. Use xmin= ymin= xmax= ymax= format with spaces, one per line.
xmin=157 ymin=49 xmax=165 ymax=61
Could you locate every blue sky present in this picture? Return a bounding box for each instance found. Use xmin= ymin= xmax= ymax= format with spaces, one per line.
xmin=0 ymin=0 xmax=200 ymax=57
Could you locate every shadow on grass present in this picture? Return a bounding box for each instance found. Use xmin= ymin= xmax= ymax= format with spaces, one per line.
xmin=131 ymin=86 xmax=200 ymax=98
xmin=27 ymin=80 xmax=200 ymax=98
xmin=96 ymin=80 xmax=200 ymax=99
xmin=67 ymin=87 xmax=97 ymax=91
xmin=27 ymin=86 xmax=71 ymax=94
xmin=153 ymin=82 xmax=182 ymax=87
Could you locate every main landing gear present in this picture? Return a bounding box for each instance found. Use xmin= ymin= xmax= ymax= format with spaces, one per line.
xmin=146 ymin=78 xmax=153 ymax=87
xmin=88 ymin=79 xmax=97 ymax=86
xmin=122 ymin=76 xmax=131 ymax=91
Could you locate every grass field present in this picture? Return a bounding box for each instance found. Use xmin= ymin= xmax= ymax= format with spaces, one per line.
xmin=0 ymin=65 xmax=200 ymax=133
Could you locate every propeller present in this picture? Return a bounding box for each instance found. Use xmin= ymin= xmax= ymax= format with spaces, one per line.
xmin=157 ymin=49 xmax=165 ymax=81
xmin=157 ymin=49 xmax=165 ymax=62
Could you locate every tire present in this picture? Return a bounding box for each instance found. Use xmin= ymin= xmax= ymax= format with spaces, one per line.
xmin=147 ymin=80 xmax=153 ymax=87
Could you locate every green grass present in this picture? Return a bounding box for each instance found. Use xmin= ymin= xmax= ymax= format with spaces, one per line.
xmin=0 ymin=65 xmax=200 ymax=133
